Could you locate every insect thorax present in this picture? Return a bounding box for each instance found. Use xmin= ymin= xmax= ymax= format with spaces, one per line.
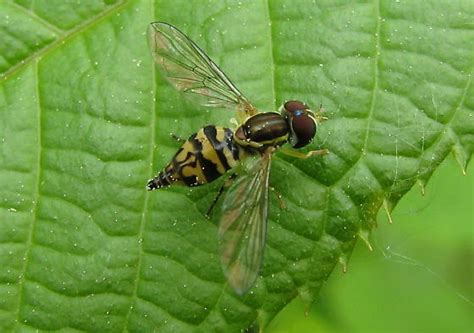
xmin=234 ymin=112 xmax=290 ymax=149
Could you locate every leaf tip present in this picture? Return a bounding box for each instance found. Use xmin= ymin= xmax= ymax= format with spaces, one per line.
xmin=297 ymin=285 xmax=315 ymax=311
xmin=383 ymin=199 xmax=394 ymax=224
xmin=357 ymin=229 xmax=373 ymax=251
xmin=417 ymin=178 xmax=426 ymax=196
xmin=338 ymin=254 xmax=348 ymax=273
xmin=304 ymin=306 xmax=310 ymax=317
xmin=452 ymin=144 xmax=468 ymax=175
xmin=255 ymin=309 xmax=270 ymax=332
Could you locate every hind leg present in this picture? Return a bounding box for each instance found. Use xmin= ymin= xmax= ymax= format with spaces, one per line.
xmin=205 ymin=174 xmax=237 ymax=218
xmin=270 ymin=186 xmax=286 ymax=209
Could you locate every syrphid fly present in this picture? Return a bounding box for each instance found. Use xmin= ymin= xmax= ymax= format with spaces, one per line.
xmin=146 ymin=22 xmax=328 ymax=295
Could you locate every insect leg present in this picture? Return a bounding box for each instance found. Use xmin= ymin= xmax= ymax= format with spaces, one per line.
xmin=279 ymin=147 xmax=329 ymax=159
xmin=170 ymin=133 xmax=184 ymax=142
xmin=314 ymin=104 xmax=328 ymax=123
xmin=205 ymin=173 xmax=237 ymax=218
xmin=229 ymin=117 xmax=240 ymax=130
xmin=270 ymin=186 xmax=286 ymax=209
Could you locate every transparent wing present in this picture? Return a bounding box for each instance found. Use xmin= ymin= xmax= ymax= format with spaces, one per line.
xmin=219 ymin=151 xmax=272 ymax=294
xmin=147 ymin=22 xmax=257 ymax=121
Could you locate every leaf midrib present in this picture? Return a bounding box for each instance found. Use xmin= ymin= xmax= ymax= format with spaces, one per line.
xmin=13 ymin=60 xmax=42 ymax=328
xmin=265 ymin=0 xmax=276 ymax=112
xmin=122 ymin=1 xmax=156 ymax=330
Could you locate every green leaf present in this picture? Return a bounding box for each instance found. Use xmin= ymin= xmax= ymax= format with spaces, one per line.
xmin=0 ymin=0 xmax=472 ymax=332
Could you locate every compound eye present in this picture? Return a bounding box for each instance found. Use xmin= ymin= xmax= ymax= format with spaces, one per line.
xmin=291 ymin=113 xmax=316 ymax=148
xmin=284 ymin=100 xmax=309 ymax=115
xmin=281 ymin=100 xmax=316 ymax=148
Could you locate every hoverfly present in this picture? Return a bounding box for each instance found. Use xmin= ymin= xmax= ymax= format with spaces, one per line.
xmin=146 ymin=22 xmax=328 ymax=295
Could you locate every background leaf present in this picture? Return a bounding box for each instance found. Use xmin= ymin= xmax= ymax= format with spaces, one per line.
xmin=267 ymin=158 xmax=473 ymax=332
xmin=0 ymin=0 xmax=472 ymax=332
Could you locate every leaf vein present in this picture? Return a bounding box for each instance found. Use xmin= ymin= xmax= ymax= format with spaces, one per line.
xmin=122 ymin=3 xmax=157 ymax=329
xmin=6 ymin=1 xmax=63 ymax=35
xmin=13 ymin=60 xmax=42 ymax=327
xmin=0 ymin=0 xmax=128 ymax=82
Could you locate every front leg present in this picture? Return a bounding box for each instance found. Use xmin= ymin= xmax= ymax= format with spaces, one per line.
xmin=314 ymin=103 xmax=329 ymax=122
xmin=279 ymin=147 xmax=329 ymax=159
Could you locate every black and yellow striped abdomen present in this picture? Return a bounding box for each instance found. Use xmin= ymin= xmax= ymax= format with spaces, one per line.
xmin=147 ymin=126 xmax=242 ymax=189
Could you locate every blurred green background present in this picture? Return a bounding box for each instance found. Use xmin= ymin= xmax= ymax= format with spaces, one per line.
xmin=268 ymin=157 xmax=473 ymax=333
